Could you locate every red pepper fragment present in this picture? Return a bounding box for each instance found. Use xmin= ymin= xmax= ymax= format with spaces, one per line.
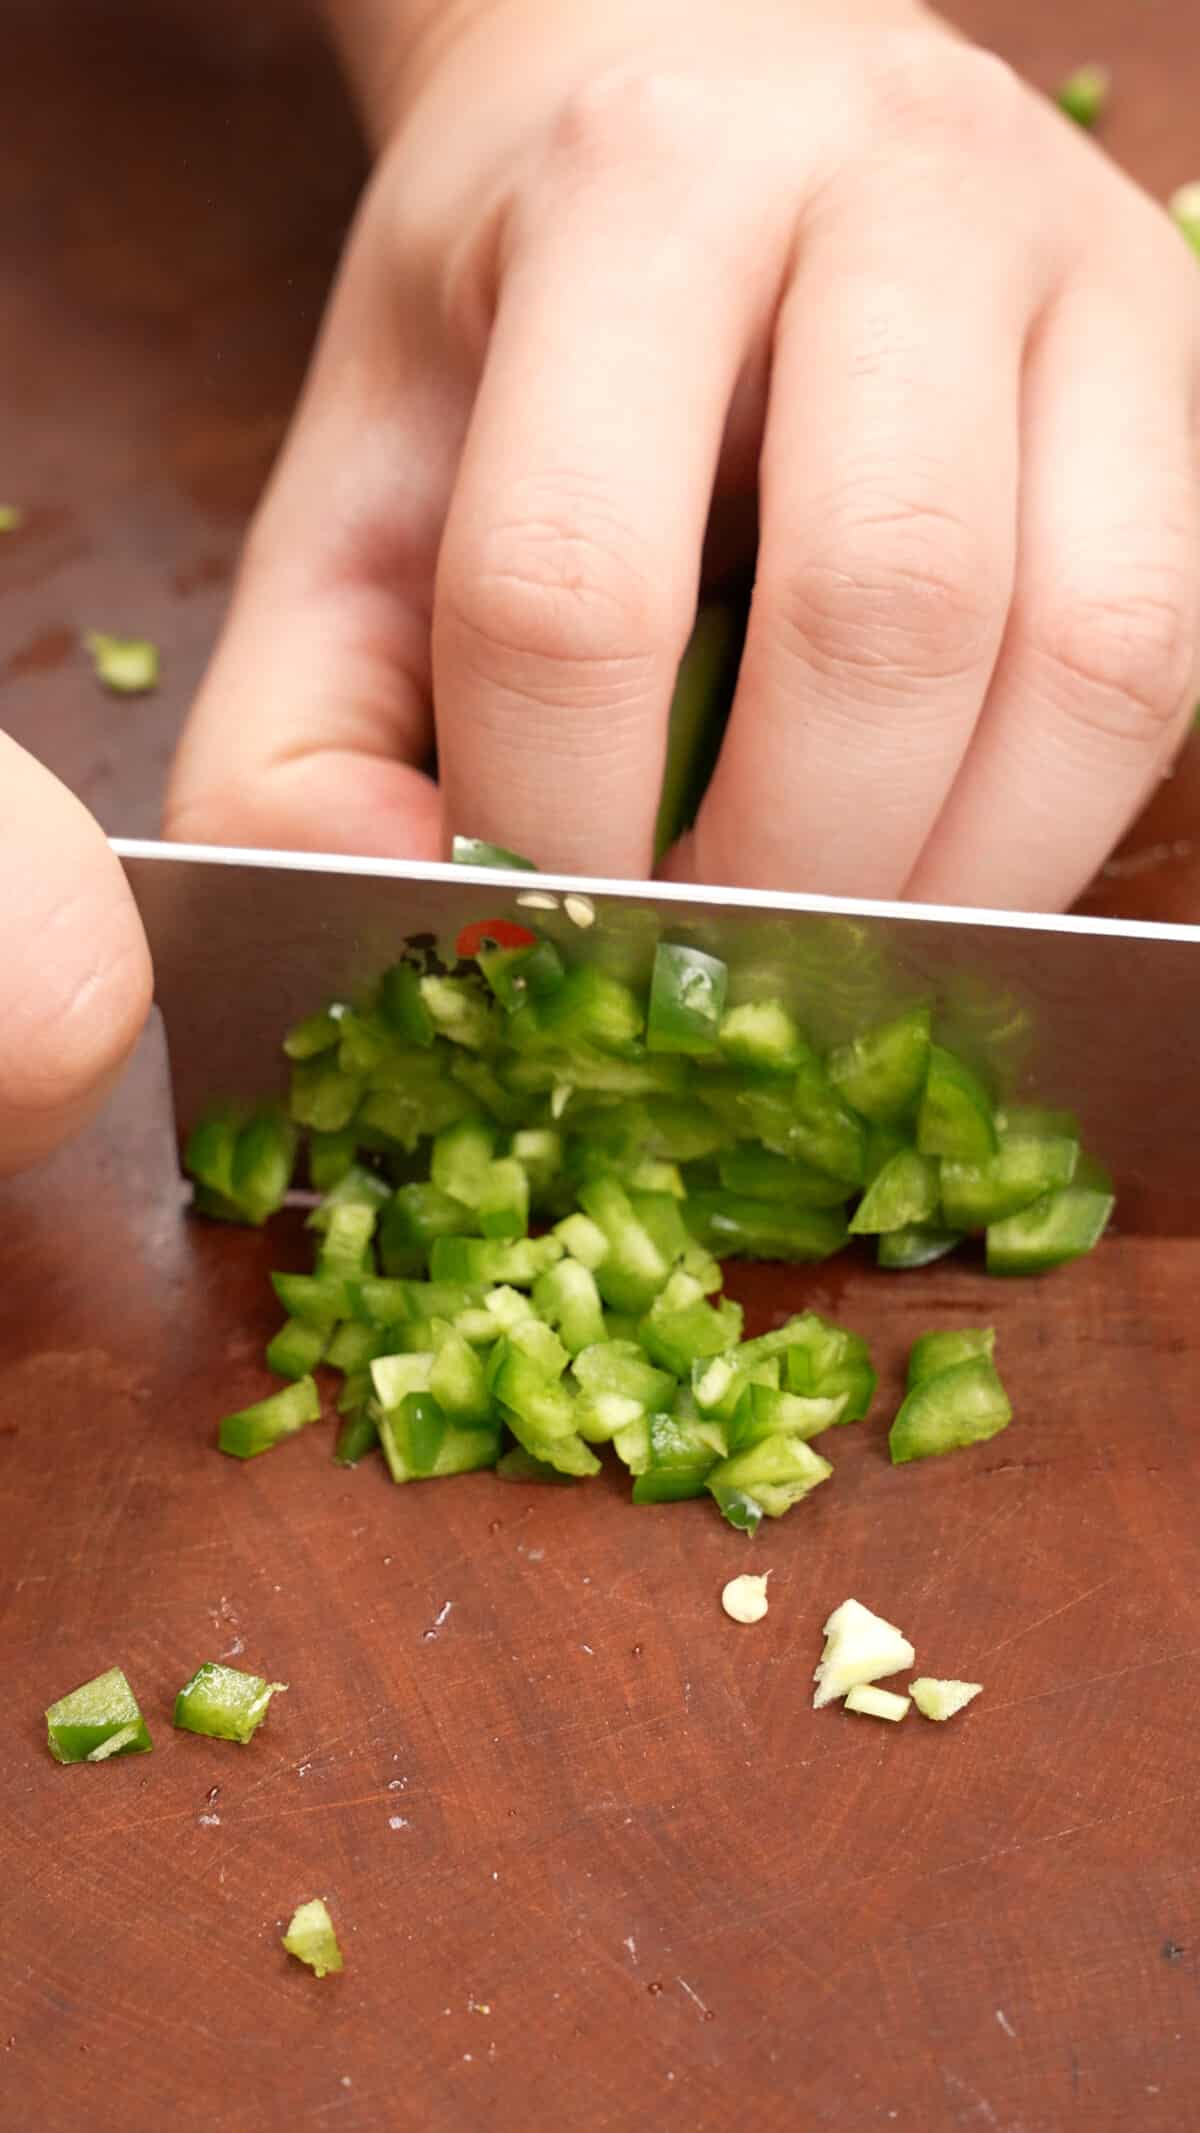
xmin=455 ymin=917 xmax=539 ymax=961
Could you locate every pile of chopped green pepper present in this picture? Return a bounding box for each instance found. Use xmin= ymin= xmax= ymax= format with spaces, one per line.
xmin=195 ymin=900 xmax=1112 ymax=1532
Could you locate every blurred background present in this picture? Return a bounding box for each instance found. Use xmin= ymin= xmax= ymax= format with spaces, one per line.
xmin=2 ymin=0 xmax=1196 ymax=920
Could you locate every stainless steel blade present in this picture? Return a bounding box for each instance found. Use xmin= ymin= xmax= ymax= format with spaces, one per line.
xmin=113 ymin=838 xmax=1200 ymax=1234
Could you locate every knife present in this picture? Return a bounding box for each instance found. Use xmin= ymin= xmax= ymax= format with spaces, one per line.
xmin=112 ymin=838 xmax=1200 ymax=1235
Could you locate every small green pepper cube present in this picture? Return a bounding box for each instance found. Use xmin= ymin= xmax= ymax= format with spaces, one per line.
xmin=827 ymin=1004 xmax=932 ymax=1123
xmin=876 ymin=1224 xmax=963 ymax=1270
xmin=282 ymin=1897 xmax=344 ymax=1978
xmin=85 ymin=630 xmax=159 ymax=694
xmin=174 ymin=1662 xmax=287 ymax=1744
xmin=985 ymin=1185 xmax=1114 ymax=1274
xmin=917 ymin=1045 xmax=998 ymax=1163
xmin=45 ymin=1667 xmax=153 ymax=1765
xmin=218 ymin=1376 xmax=321 ymax=1459
xmin=889 ymin=1356 xmax=1012 ymax=1464
xmin=1056 ymin=62 xmax=1109 ymax=129
xmin=646 ymin=943 xmax=728 ymax=1054
xmin=907 ymin=1327 xmax=995 ymax=1391
xmin=848 ymin=1148 xmax=940 ymax=1235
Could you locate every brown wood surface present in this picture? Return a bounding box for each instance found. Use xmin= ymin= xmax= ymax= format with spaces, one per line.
xmin=2 ymin=4 xmax=1199 ymax=2130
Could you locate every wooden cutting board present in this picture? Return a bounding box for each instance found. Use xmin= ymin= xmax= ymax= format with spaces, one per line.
xmin=2 ymin=4 xmax=1199 ymax=2128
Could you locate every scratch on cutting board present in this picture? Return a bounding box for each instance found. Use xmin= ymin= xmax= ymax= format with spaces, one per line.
xmin=623 ymin=1936 xmax=638 ymax=1963
xmin=996 ymin=2009 xmax=1017 ymax=2040
xmin=941 ymin=2070 xmax=999 ymax=2126
xmin=676 ymin=1977 xmax=711 ymax=2019
xmin=983 ymin=1576 xmax=1118 ymax=1660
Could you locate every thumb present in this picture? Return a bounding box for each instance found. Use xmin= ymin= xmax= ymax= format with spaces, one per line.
xmin=0 ymin=733 xmax=151 ymax=1174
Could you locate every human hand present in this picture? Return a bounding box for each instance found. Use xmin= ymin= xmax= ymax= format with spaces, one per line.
xmin=0 ymin=737 xmax=150 ymax=1173
xmin=166 ymin=0 xmax=1200 ymax=910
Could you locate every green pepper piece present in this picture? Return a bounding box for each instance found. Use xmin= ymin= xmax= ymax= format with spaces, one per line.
xmin=631 ymin=1409 xmax=725 ymax=1503
xmin=889 ymin=1356 xmax=1012 ymax=1463
xmin=571 ymin=1339 xmax=676 ymax=1442
xmin=716 ymin=998 xmax=805 ymax=1073
xmin=271 ymin=1270 xmax=351 ymax=1324
xmin=826 ymin=1005 xmax=932 ymax=1123
xmin=173 ymin=1662 xmax=286 ymax=1744
xmin=578 ymin=1176 xmax=672 ymax=1312
xmin=917 ymin=1045 xmax=998 ymax=1163
xmin=266 ymin=1317 xmax=330 ymax=1379
xmin=451 ymin=836 xmax=539 ymax=870
xmin=0 ymin=504 xmax=23 ymax=533
xmin=324 ymin=1320 xmax=386 ymax=1373
xmin=379 ymin=1182 xmax=476 ymax=1273
xmin=290 ymin=1055 xmax=365 ymax=1134
xmin=779 ymin=1319 xmax=876 ymax=1420
xmin=378 ymin=1391 xmax=500 ymax=1482
xmin=429 ymin=1234 xmax=563 ymax=1286
xmin=219 ymin=1376 xmax=322 ymax=1459
xmin=430 ymin=1117 xmax=496 ymax=1208
xmin=45 ymin=1667 xmax=153 ymax=1765
xmin=682 ymin=1191 xmax=848 ymax=1263
xmin=1056 ymin=62 xmax=1109 ymax=128
xmin=728 ymin=1381 xmax=846 ymax=1449
xmin=428 ymin=1323 xmax=493 ymax=1425
xmin=908 ymin=1326 xmax=995 ymax=1388
xmin=535 ymin=966 xmax=644 ymax=1057
xmin=848 ymin=1148 xmax=940 ymax=1235
xmin=283 ymin=1008 xmax=343 ymax=1060
xmin=376 ymin=961 xmax=436 ymax=1045
xmin=479 ymin=940 xmax=565 ymax=1011
xmin=333 ymin=1404 xmax=381 ymax=1466
xmin=306 ymin=1163 xmax=390 ymax=1230
xmin=282 ymin=1898 xmax=343 ymax=1978
xmin=495 ymin=1444 xmax=580 ymax=1484
xmin=315 ymin=1200 xmax=377 ymax=1282
xmin=477 ymin=1156 xmax=530 ymax=1240
xmin=85 ymin=630 xmax=159 ymax=694
xmin=640 ymin=1095 xmax=727 ymax=1161
xmin=787 ymin=1054 xmax=867 ymax=1184
xmin=533 ymin=1259 xmax=608 ymax=1356
xmin=985 ymin=1185 xmax=1114 ymax=1274
xmin=419 ymin=975 xmax=495 ymax=1051
xmin=941 ymin=1130 xmax=1078 ymax=1230
xmin=877 ymin=1224 xmax=964 ymax=1270
xmin=646 ymin=943 xmax=728 ymax=1055
xmin=716 ymin=1145 xmax=851 ymax=1208
xmin=707 ymin=1434 xmax=832 ymax=1532
xmin=637 ymin=1293 xmax=743 ymax=1377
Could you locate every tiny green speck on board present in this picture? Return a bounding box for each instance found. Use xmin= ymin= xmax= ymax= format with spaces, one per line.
xmin=0 ymin=504 xmax=22 ymax=533
xmin=84 ymin=630 xmax=160 ymax=694
xmin=282 ymin=1898 xmax=344 ymax=1978
xmin=1055 ymin=63 xmax=1110 ymax=129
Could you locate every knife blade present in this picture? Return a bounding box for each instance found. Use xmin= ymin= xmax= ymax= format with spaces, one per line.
xmin=113 ymin=838 xmax=1200 ymax=1235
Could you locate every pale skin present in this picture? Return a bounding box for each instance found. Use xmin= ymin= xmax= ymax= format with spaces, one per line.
xmin=5 ymin=0 xmax=1199 ymax=1170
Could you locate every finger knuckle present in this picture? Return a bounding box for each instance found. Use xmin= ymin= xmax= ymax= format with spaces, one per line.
xmin=548 ymin=66 xmax=711 ymax=186
xmin=769 ymin=499 xmax=1000 ymax=699
xmin=442 ymin=492 xmax=679 ymax=700
xmin=867 ymin=37 xmax=1028 ymax=159
xmin=1035 ymin=569 xmax=1198 ymax=744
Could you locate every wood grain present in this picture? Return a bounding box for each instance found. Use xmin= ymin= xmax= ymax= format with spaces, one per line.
xmin=2 ymin=4 xmax=1199 ymax=2129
